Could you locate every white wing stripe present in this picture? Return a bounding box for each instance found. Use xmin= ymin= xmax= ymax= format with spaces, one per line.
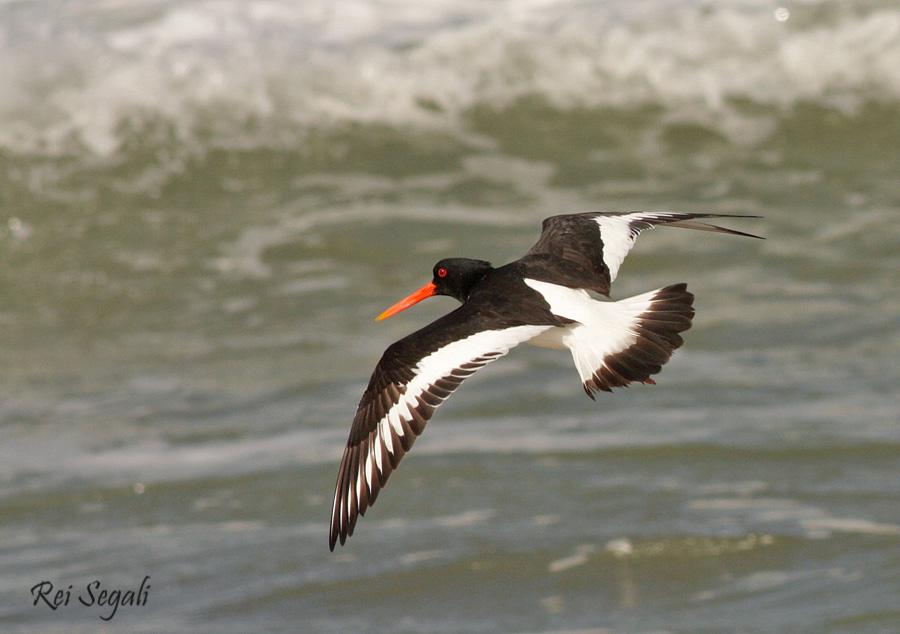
xmin=388 ymin=406 xmax=405 ymax=438
xmin=594 ymin=212 xmax=688 ymax=283
xmin=394 ymin=325 xmax=547 ymax=427
xmin=355 ymin=463 xmax=364 ymax=509
xmin=380 ymin=417 xmax=395 ymax=455
xmin=593 ymin=216 xmax=636 ymax=283
xmin=355 ymin=324 xmax=550 ymax=494
xmin=366 ymin=441 xmax=377 ymax=490
xmin=374 ymin=429 xmax=385 ymax=472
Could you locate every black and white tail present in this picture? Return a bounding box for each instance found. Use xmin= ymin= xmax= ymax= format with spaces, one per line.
xmin=524 ymin=280 xmax=694 ymax=398
xmin=579 ymin=283 xmax=693 ymax=396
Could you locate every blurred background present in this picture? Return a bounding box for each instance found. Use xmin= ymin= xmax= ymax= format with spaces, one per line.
xmin=1 ymin=1 xmax=898 ymax=632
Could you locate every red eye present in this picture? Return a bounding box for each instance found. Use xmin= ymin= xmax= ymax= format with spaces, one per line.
xmin=437 ymin=267 xmax=448 ymax=278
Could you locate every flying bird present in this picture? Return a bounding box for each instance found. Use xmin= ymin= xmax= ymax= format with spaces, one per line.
xmin=329 ymin=211 xmax=761 ymax=549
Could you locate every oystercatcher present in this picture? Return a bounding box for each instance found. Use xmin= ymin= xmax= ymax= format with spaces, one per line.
xmin=330 ymin=212 xmax=761 ymax=549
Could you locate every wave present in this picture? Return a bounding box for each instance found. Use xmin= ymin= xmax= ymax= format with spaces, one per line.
xmin=2 ymin=0 xmax=899 ymax=156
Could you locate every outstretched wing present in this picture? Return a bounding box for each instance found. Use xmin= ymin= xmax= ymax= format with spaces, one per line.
xmin=329 ymin=308 xmax=549 ymax=549
xmin=523 ymin=212 xmax=762 ymax=295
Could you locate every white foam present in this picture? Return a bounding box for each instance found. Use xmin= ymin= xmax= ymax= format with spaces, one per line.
xmin=2 ymin=0 xmax=899 ymax=155
xmin=548 ymin=543 xmax=597 ymax=573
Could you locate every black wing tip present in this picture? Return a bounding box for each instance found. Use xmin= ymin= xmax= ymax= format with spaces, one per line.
xmin=586 ymin=211 xmax=765 ymax=240
xmin=329 ymin=494 xmax=360 ymax=550
xmin=661 ymin=218 xmax=764 ymax=240
xmin=329 ymin=526 xmax=348 ymax=551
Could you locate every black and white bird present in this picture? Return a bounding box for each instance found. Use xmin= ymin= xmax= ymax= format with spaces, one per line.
xmin=329 ymin=211 xmax=761 ymax=549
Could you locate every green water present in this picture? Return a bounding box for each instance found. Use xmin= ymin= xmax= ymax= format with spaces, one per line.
xmin=2 ymin=1 xmax=900 ymax=631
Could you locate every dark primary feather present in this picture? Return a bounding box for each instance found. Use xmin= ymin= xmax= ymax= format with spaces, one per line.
xmin=521 ymin=214 xmax=612 ymax=294
xmin=521 ymin=212 xmax=762 ymax=296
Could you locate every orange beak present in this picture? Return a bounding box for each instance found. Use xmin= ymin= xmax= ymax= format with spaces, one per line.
xmin=376 ymin=281 xmax=437 ymax=321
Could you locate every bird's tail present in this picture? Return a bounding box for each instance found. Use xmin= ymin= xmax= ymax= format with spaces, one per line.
xmin=571 ymin=284 xmax=695 ymax=398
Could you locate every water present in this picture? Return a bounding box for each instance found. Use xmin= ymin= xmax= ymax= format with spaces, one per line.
xmin=1 ymin=0 xmax=899 ymax=632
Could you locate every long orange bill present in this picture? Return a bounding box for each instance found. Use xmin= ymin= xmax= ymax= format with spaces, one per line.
xmin=376 ymin=281 xmax=437 ymax=321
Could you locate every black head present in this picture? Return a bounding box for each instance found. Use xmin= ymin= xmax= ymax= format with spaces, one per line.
xmin=375 ymin=257 xmax=493 ymax=321
xmin=431 ymin=258 xmax=493 ymax=303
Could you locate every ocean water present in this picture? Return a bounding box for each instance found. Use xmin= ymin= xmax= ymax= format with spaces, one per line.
xmin=1 ymin=0 xmax=899 ymax=632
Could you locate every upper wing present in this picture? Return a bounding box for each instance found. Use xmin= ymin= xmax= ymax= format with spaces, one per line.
xmin=329 ymin=308 xmax=549 ymax=549
xmin=523 ymin=212 xmax=762 ymax=295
